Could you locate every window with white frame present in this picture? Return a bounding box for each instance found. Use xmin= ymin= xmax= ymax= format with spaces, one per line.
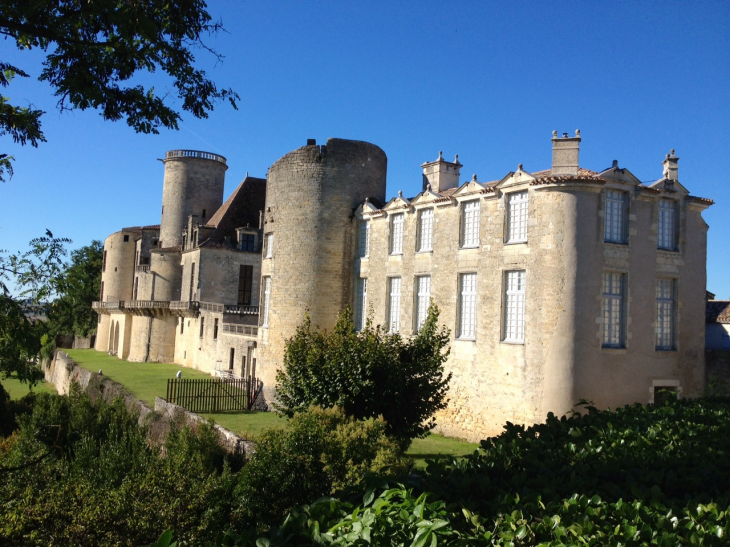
xmin=261 ymin=276 xmax=272 ymax=327
xmin=655 ymin=278 xmax=675 ymax=350
xmin=388 ymin=277 xmax=401 ymax=333
xmin=503 ymin=270 xmax=526 ymax=343
xmin=604 ymin=190 xmax=628 ymax=243
xmin=390 ymin=213 xmax=404 ymax=255
xmin=658 ymin=199 xmax=678 ymax=250
xmin=461 ymin=200 xmax=480 ymax=248
xmin=418 ymin=208 xmax=434 ymax=252
xmin=415 ymin=275 xmax=431 ymax=331
xmin=264 ymin=233 xmax=274 ymax=258
xmin=359 ymin=220 xmax=370 ymax=258
xmin=355 ymin=278 xmax=368 ymax=331
xmin=507 ymin=191 xmax=529 ymax=243
xmin=459 ymin=273 xmax=477 ymax=339
xmin=602 ymin=272 xmax=626 ymax=347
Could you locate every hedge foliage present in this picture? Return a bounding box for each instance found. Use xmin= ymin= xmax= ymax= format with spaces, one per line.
xmin=0 ymin=386 xmax=239 ymax=546
xmin=225 ymin=397 xmax=730 ymax=546
xmin=232 ymin=405 xmax=412 ymax=529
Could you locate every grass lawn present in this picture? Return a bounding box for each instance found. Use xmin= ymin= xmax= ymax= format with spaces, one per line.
xmin=407 ymin=433 xmax=479 ymax=467
xmin=0 ymin=373 xmax=56 ymax=400
xmin=64 ymin=349 xmax=480 ymax=460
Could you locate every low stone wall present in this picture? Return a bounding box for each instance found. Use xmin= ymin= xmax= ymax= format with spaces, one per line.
xmin=45 ymin=351 xmax=254 ymax=456
xmin=706 ymin=349 xmax=730 ymax=395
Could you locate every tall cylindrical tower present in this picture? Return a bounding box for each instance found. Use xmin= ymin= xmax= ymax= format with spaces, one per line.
xmin=100 ymin=229 xmax=138 ymax=303
xmin=159 ymin=150 xmax=228 ymax=248
xmin=258 ymin=138 xmax=387 ymax=387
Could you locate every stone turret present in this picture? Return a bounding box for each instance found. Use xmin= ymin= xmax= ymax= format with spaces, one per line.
xmin=551 ymin=130 xmax=581 ymax=175
xmin=159 ymin=150 xmax=227 ymax=248
xmin=421 ymin=151 xmax=462 ymax=193
xmin=257 ymin=138 xmax=387 ymax=391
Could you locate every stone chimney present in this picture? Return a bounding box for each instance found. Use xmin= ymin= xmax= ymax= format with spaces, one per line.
xmin=421 ymin=151 xmax=462 ymax=193
xmin=662 ymin=149 xmax=679 ymax=180
xmin=551 ymin=130 xmax=581 ymax=176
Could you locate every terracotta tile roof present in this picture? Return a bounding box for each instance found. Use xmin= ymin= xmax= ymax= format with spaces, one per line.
xmin=199 ymin=176 xmax=267 ymax=248
xmin=707 ymin=301 xmax=730 ymax=323
xmin=530 ymin=167 xmax=603 ymax=186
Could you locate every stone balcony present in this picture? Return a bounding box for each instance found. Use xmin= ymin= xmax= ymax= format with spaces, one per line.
xmin=92 ymin=301 xmax=125 ymax=314
xmin=169 ymin=300 xmax=200 ymax=318
xmin=135 ymin=264 xmax=151 ymax=273
xmin=223 ymin=304 xmax=259 ymax=316
xmin=221 ymin=323 xmax=259 ymax=338
xmin=125 ymin=300 xmax=170 ymax=317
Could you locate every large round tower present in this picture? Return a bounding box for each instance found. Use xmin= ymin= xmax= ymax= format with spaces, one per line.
xmin=258 ymin=138 xmax=387 ymax=387
xmin=159 ymin=150 xmax=227 ymax=248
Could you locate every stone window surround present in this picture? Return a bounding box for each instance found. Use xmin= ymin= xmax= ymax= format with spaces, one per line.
xmin=457 ymin=272 xmax=477 ymax=340
xmin=655 ymin=277 xmax=678 ymax=352
xmin=416 ymin=208 xmax=434 ymax=253
xmin=604 ymin=188 xmax=630 ymax=245
xmin=414 ymin=274 xmax=431 ymax=332
xmin=648 ymin=379 xmax=681 ymax=404
xmin=389 ymin=213 xmax=405 ymax=256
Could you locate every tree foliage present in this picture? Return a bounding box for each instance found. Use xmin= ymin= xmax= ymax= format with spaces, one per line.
xmin=0 ymin=231 xmax=70 ymax=386
xmin=275 ymin=305 xmax=452 ymax=446
xmin=0 ymin=0 xmax=239 ymax=181
xmin=45 ymin=240 xmax=102 ymax=338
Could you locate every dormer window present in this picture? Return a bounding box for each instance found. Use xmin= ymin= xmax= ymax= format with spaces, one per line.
xmin=658 ymin=199 xmax=678 ymax=251
xmin=461 ymin=200 xmax=480 ymax=248
xmin=390 ymin=214 xmax=404 ymax=255
xmin=604 ymin=190 xmax=628 ymax=244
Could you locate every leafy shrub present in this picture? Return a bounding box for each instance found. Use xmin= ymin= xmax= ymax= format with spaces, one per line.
xmin=231 ymin=405 xmax=411 ymax=529
xmin=0 ymin=386 xmax=238 ymax=546
xmin=276 ymin=305 xmax=451 ymax=447
xmin=225 ymin=397 xmax=730 ymax=546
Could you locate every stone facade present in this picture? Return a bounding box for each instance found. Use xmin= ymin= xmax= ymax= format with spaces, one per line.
xmin=93 ymin=135 xmax=713 ymax=442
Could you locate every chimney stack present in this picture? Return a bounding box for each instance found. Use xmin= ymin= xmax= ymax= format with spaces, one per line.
xmin=551 ymin=129 xmax=581 ymax=176
xmin=421 ymin=151 xmax=462 ymax=193
xmin=662 ymin=149 xmax=679 ymax=180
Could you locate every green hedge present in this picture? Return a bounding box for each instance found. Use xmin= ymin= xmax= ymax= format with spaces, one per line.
xmin=226 ymin=398 xmax=730 ymax=546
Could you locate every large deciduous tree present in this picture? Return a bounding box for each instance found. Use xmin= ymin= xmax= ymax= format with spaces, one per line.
xmin=275 ymin=305 xmax=452 ymax=448
xmin=0 ymin=0 xmax=239 ymax=181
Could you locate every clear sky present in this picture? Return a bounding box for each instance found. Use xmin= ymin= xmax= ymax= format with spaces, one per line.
xmin=2 ymin=1 xmax=729 ymax=296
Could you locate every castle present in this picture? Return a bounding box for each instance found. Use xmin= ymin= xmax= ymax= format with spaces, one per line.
xmin=93 ymin=133 xmax=713 ymax=441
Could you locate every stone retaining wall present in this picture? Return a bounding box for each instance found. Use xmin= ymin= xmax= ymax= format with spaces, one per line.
xmin=45 ymin=350 xmax=254 ymax=456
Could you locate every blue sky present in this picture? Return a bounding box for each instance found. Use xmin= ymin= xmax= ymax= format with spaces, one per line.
xmin=2 ymin=1 xmax=729 ymax=296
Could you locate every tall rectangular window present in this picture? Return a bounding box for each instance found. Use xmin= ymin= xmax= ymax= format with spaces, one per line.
xmin=507 ymin=191 xmax=529 ymax=243
xmin=199 ymin=316 xmax=205 ymax=338
xmin=604 ymin=190 xmax=628 ymax=243
xmin=262 ymin=276 xmax=272 ymax=327
xmin=359 ymin=221 xmax=370 ymax=258
xmin=461 ymin=200 xmax=480 ymax=248
xmin=355 ymin=278 xmax=368 ymax=331
xmin=213 ymin=318 xmax=219 ymax=340
xmin=415 ymin=275 xmax=431 ymax=331
xmin=602 ymin=272 xmax=626 ymax=347
xmin=459 ymin=273 xmax=477 ymax=339
xmin=189 ymin=262 xmax=196 ymax=301
xmin=418 ymin=208 xmax=434 ymax=252
xmin=656 ymin=279 xmax=675 ymax=350
xmin=100 ymin=281 xmax=104 ymax=301
xmin=264 ymin=233 xmax=274 ymax=258
xmin=658 ymin=199 xmax=678 ymax=250
xmin=102 ymin=250 xmax=107 ymax=272
xmin=390 ymin=214 xmax=404 ymax=255
xmin=133 ymin=277 xmax=139 ymax=300
xmin=180 ymin=317 xmax=184 ymax=334
xmin=504 ymin=271 xmax=526 ymax=343
xmin=238 ymin=265 xmax=253 ymax=305
xmin=229 ymin=348 xmax=235 ymax=370
xmin=388 ymin=277 xmax=401 ymax=333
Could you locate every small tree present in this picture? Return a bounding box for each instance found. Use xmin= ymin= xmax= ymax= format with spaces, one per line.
xmin=275 ymin=305 xmax=452 ymax=446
